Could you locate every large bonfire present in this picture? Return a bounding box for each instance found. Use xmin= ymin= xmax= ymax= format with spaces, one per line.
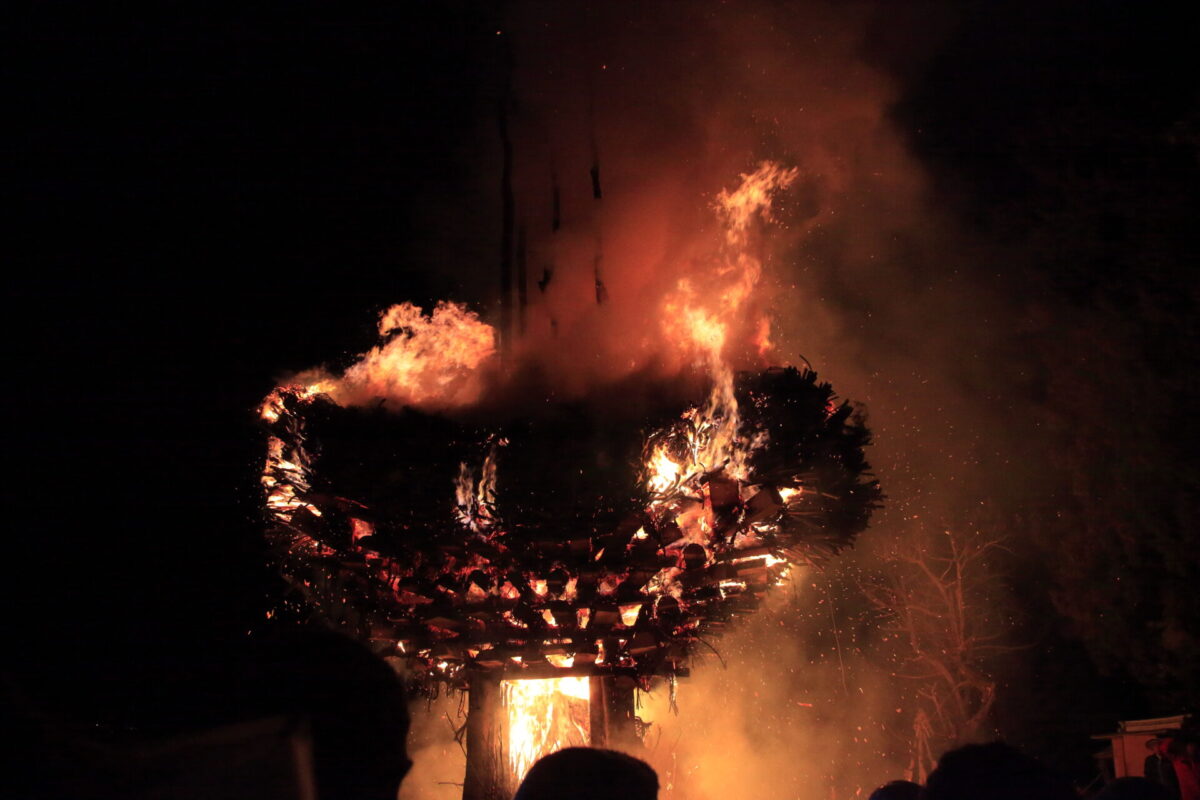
xmin=257 ymin=161 xmax=879 ymax=721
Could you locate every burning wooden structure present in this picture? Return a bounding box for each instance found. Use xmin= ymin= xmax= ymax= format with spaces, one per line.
xmin=256 ymin=162 xmax=880 ymax=796
xmin=260 ymin=365 xmax=879 ymax=797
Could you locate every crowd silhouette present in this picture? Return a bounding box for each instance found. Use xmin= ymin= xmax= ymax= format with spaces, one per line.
xmin=4 ymin=628 xmax=1196 ymax=799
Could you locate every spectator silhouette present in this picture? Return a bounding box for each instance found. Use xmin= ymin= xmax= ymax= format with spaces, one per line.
xmin=924 ymin=742 xmax=1075 ymax=800
xmin=2 ymin=627 xmax=411 ymax=800
xmin=234 ymin=628 xmax=413 ymax=800
xmin=1146 ymin=738 xmax=1182 ymax=800
xmin=513 ymin=747 xmax=658 ymax=800
xmin=1096 ymin=777 xmax=1171 ymax=799
xmin=1167 ymin=739 xmax=1200 ymax=800
xmin=869 ymin=779 xmax=923 ymax=800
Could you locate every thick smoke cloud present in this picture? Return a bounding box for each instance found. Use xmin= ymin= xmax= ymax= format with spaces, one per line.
xmin=495 ymin=0 xmax=1044 ymax=512
xmin=501 ymin=2 xmax=946 ymax=389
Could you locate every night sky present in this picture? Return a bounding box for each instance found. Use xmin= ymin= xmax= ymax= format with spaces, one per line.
xmin=7 ymin=0 xmax=1199 ymax=787
xmin=9 ymin=3 xmax=504 ymax=726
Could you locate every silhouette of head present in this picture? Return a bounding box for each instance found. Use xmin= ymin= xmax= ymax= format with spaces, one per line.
xmin=246 ymin=629 xmax=412 ymax=800
xmin=513 ymin=747 xmax=658 ymax=800
xmin=924 ymin=742 xmax=1075 ymax=800
xmin=869 ymin=779 xmax=923 ymax=800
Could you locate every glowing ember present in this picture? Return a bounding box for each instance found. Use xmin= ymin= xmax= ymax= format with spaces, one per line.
xmin=261 ymin=434 xmax=319 ymax=522
xmin=502 ymin=677 xmax=591 ymax=783
xmin=778 ymin=486 xmax=803 ymax=503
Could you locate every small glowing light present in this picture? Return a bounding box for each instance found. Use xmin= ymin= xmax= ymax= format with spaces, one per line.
xmin=779 ymin=486 xmax=803 ymax=502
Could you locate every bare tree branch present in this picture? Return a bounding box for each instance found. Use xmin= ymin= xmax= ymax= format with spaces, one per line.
xmin=860 ymin=524 xmax=1014 ymax=768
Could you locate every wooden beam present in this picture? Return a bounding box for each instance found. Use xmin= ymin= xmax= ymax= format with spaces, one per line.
xmin=464 ymin=673 xmax=509 ymax=800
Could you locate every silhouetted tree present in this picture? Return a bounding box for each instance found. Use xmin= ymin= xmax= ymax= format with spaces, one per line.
xmin=861 ymin=525 xmax=1016 ymax=780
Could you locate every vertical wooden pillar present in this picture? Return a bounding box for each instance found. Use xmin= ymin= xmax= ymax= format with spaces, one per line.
xmin=588 ymin=676 xmax=606 ymax=748
xmin=464 ymin=674 xmax=509 ymax=800
xmin=588 ymin=675 xmax=638 ymax=752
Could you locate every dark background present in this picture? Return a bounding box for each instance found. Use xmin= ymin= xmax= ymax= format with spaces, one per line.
xmin=7 ymin=0 xmax=1198 ymax=781
xmin=8 ymin=2 xmax=504 ymax=728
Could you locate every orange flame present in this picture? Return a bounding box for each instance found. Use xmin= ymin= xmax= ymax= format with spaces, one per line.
xmin=502 ymin=677 xmax=591 ymax=784
xmin=640 ymin=162 xmax=802 ymax=607
xmin=341 ymin=301 xmax=495 ymax=408
xmin=455 ymin=437 xmax=503 ymax=532
xmin=715 ymin=160 xmax=800 ymax=249
xmin=662 ymin=160 xmax=798 ymax=367
xmin=648 ymin=162 xmax=798 ymax=506
xmin=294 ymin=301 xmax=496 ymax=412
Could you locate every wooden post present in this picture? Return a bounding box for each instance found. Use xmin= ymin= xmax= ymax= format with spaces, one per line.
xmin=588 ymin=674 xmax=638 ymax=752
xmin=588 ymin=676 xmax=606 ymax=748
xmin=464 ymin=673 xmax=509 ymax=800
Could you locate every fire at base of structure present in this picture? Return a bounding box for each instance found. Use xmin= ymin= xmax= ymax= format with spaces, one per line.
xmin=468 ymin=673 xmax=642 ymax=799
xmin=502 ymin=677 xmax=592 ymax=783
